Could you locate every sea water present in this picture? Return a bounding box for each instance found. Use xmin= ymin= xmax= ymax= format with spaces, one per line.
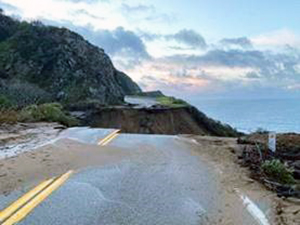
xmin=191 ymin=98 xmax=300 ymax=133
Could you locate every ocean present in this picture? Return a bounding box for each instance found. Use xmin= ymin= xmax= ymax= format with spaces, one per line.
xmin=191 ymin=98 xmax=300 ymax=133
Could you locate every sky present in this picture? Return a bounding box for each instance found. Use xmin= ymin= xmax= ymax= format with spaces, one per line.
xmin=1 ymin=0 xmax=300 ymax=99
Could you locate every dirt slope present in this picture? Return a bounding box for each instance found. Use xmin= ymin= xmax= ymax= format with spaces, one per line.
xmin=82 ymin=106 xmax=240 ymax=137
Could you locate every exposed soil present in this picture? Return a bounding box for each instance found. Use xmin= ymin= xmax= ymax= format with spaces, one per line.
xmin=238 ymin=133 xmax=300 ymax=198
xmin=80 ymin=106 xmax=240 ymax=137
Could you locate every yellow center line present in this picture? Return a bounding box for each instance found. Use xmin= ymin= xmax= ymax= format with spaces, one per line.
xmin=0 ymin=178 xmax=55 ymax=222
xmin=97 ymin=129 xmax=120 ymax=146
xmin=101 ymin=133 xmax=119 ymax=146
xmin=0 ymin=129 xmax=121 ymax=223
xmin=1 ymin=171 xmax=73 ymax=225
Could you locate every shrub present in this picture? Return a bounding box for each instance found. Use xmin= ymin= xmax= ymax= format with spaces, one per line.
xmin=19 ymin=103 xmax=78 ymax=127
xmin=261 ymin=159 xmax=296 ymax=185
xmin=19 ymin=104 xmax=44 ymax=122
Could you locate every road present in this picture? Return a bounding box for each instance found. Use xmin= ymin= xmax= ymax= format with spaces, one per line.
xmin=125 ymin=96 xmax=158 ymax=108
xmin=0 ymin=128 xmax=272 ymax=225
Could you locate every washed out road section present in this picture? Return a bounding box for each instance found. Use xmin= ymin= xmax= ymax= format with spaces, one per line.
xmin=0 ymin=124 xmax=118 ymax=160
xmin=0 ymin=129 xmax=126 ymax=196
xmin=1 ymin=131 xmax=273 ymax=225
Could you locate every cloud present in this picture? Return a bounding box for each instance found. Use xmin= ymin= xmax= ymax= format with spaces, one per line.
xmin=0 ymin=0 xmax=127 ymax=30
xmin=63 ymin=0 xmax=108 ymax=3
xmin=220 ymin=37 xmax=253 ymax=49
xmin=286 ymin=83 xmax=300 ymax=90
xmin=121 ymin=3 xmax=154 ymax=14
xmin=251 ymin=29 xmax=300 ymax=48
xmin=245 ymin=72 xmax=260 ymax=79
xmin=2 ymin=0 xmax=300 ymax=98
xmin=163 ymin=50 xmax=267 ymax=68
xmin=35 ymin=16 xmax=150 ymax=71
xmin=125 ymin=46 xmax=300 ymax=98
xmin=0 ymin=1 xmax=20 ymax=15
xmin=72 ymin=9 xmax=104 ymax=20
xmin=137 ymin=30 xmax=161 ymax=42
xmin=86 ymin=27 xmax=150 ymax=59
xmin=61 ymin=24 xmax=151 ymax=70
xmin=138 ymin=29 xmax=207 ymax=54
xmin=166 ymin=29 xmax=207 ymax=49
xmin=38 ymin=16 xmax=149 ymax=61
xmin=120 ymin=3 xmax=175 ymax=24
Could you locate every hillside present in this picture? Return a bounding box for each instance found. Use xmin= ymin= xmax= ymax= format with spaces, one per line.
xmin=0 ymin=12 xmax=141 ymax=107
xmin=0 ymin=11 xmax=241 ymax=137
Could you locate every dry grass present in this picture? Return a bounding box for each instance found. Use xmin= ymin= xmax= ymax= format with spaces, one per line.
xmin=0 ymin=109 xmax=19 ymax=124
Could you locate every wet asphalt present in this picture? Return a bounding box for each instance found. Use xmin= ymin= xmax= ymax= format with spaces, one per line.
xmin=0 ymin=129 xmax=270 ymax=225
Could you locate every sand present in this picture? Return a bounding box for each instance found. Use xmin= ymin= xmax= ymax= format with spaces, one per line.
xmin=0 ymin=138 xmax=127 ymax=196
xmin=0 ymin=122 xmax=64 ymax=159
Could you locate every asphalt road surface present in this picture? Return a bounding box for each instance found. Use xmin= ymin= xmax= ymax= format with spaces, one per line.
xmin=125 ymin=96 xmax=158 ymax=108
xmin=0 ymin=128 xmax=271 ymax=225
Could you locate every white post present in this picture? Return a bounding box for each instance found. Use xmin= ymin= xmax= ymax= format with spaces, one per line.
xmin=268 ymin=132 xmax=276 ymax=153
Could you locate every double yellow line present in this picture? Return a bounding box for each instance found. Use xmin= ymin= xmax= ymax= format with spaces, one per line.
xmin=97 ymin=129 xmax=120 ymax=146
xmin=0 ymin=171 xmax=73 ymax=225
xmin=0 ymin=129 xmax=120 ymax=224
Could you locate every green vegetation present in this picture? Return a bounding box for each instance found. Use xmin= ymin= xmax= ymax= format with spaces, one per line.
xmin=0 ymin=95 xmax=12 ymax=108
xmin=132 ymin=91 xmax=164 ymax=98
xmin=156 ymin=96 xmax=189 ymax=108
xmin=19 ymin=103 xmax=78 ymax=126
xmin=261 ymin=159 xmax=296 ymax=185
xmin=0 ymin=103 xmax=78 ymax=127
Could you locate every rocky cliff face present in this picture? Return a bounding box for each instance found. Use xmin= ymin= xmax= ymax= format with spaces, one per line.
xmin=0 ymin=12 xmax=141 ymax=106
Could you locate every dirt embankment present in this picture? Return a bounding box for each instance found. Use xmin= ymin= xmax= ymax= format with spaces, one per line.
xmin=238 ymin=133 xmax=300 ymax=197
xmin=80 ymin=106 xmax=240 ymax=137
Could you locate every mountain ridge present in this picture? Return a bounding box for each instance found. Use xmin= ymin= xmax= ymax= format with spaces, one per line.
xmin=0 ymin=11 xmax=141 ymax=107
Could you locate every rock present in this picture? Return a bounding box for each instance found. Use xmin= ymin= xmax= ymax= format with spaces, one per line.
xmin=114 ymin=70 xmax=142 ymax=95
